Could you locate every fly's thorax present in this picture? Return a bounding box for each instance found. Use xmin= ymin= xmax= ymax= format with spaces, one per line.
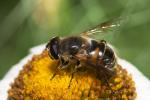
xmin=59 ymin=36 xmax=90 ymax=56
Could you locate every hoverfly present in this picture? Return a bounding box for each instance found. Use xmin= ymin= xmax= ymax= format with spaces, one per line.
xmin=46 ymin=17 xmax=124 ymax=88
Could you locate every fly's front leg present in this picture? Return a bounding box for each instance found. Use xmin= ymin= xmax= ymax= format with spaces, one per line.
xmin=68 ymin=72 xmax=74 ymax=88
xmin=50 ymin=61 xmax=60 ymax=80
xmin=50 ymin=57 xmax=69 ymax=80
xmin=68 ymin=60 xmax=82 ymax=88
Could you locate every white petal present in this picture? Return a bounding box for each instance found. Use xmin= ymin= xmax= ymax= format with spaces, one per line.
xmin=118 ymin=59 xmax=150 ymax=100
xmin=0 ymin=44 xmax=150 ymax=100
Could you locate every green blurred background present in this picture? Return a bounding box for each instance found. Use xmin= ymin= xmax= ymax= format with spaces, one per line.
xmin=0 ymin=0 xmax=150 ymax=79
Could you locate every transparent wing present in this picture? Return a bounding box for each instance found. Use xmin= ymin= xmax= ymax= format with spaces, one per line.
xmin=81 ymin=17 xmax=126 ymax=37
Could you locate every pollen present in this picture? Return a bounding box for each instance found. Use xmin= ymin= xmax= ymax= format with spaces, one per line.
xmin=8 ymin=50 xmax=136 ymax=100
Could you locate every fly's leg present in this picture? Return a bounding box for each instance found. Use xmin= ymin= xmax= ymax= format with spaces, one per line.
xmin=51 ymin=56 xmax=71 ymax=80
xmin=105 ymin=75 xmax=116 ymax=96
xmin=101 ymin=71 xmax=115 ymax=96
xmin=68 ymin=61 xmax=81 ymax=88
xmin=50 ymin=62 xmax=60 ymax=80
xmin=68 ymin=71 xmax=74 ymax=88
xmin=50 ymin=73 xmax=57 ymax=80
xmin=68 ymin=65 xmax=79 ymax=88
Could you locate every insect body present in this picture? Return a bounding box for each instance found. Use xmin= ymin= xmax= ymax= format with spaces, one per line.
xmin=46 ymin=18 xmax=122 ymax=86
xmin=46 ymin=36 xmax=116 ymax=78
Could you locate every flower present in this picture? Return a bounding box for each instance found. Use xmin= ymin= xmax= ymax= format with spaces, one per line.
xmin=0 ymin=44 xmax=150 ymax=100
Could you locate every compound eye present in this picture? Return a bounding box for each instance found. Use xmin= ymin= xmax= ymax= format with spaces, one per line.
xmin=46 ymin=37 xmax=60 ymax=59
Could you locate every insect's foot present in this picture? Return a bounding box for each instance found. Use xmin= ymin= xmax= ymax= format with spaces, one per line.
xmin=50 ymin=73 xmax=56 ymax=80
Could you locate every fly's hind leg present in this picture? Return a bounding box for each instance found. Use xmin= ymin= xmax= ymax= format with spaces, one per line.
xmin=98 ymin=70 xmax=115 ymax=95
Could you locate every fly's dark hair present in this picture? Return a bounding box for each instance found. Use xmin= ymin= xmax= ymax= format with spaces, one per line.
xmin=46 ymin=18 xmax=124 ymax=89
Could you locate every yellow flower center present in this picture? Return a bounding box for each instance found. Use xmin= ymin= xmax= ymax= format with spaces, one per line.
xmin=8 ymin=51 xmax=136 ymax=100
